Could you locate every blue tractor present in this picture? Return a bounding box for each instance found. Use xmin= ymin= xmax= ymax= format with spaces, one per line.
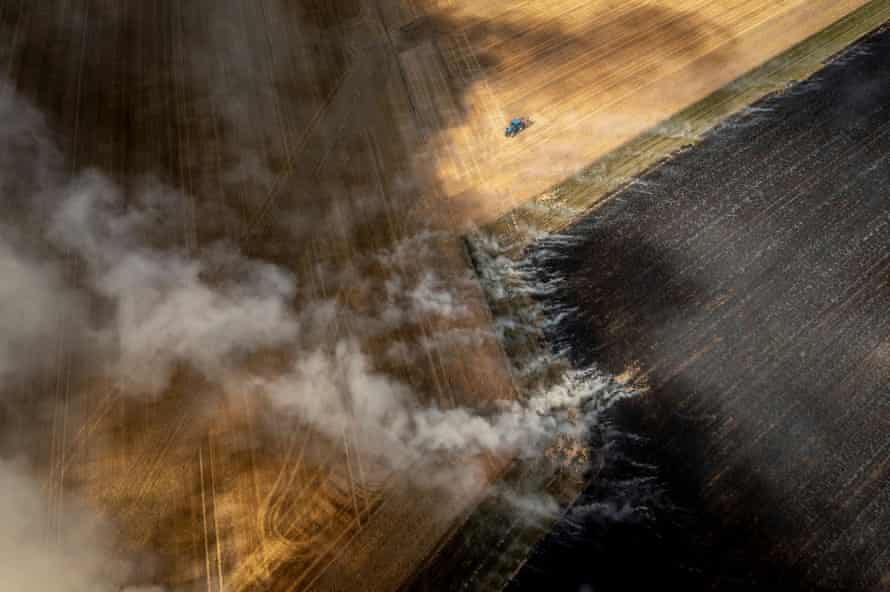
xmin=505 ymin=117 xmax=531 ymax=138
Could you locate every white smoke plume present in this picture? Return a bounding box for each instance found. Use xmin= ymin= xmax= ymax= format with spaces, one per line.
xmin=0 ymin=75 xmax=299 ymax=393
xmin=1 ymin=168 xmax=300 ymax=394
xmin=47 ymin=172 xmax=299 ymax=392
xmin=0 ymin=235 xmax=85 ymax=383
xmin=0 ymin=459 xmax=164 ymax=592
xmin=0 ymin=51 xmax=628 ymax=585
xmin=500 ymin=489 xmax=563 ymax=527
xmin=0 ymin=70 xmax=627 ymax=462
xmin=258 ymin=338 xmax=569 ymax=464
xmin=0 ymin=66 xmax=560 ymax=462
xmin=0 ymin=65 xmax=632 ymax=471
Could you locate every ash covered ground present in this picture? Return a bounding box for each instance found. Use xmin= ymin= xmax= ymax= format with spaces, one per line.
xmin=511 ymin=23 xmax=890 ymax=592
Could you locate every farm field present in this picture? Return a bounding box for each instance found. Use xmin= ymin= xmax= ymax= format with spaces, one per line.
xmin=0 ymin=1 xmax=879 ymax=590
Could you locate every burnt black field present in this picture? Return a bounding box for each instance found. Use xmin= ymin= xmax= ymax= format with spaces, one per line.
xmin=510 ymin=24 xmax=890 ymax=592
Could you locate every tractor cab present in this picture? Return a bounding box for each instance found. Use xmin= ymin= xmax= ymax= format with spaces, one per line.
xmin=505 ymin=117 xmax=528 ymax=138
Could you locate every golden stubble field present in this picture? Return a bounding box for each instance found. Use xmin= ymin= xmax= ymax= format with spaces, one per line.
xmin=0 ymin=0 xmax=871 ymax=590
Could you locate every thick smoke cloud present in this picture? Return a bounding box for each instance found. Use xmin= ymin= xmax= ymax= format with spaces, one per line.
xmin=0 ymin=235 xmax=85 ymax=383
xmin=47 ymin=173 xmax=299 ymax=392
xmin=0 ymin=85 xmax=80 ymax=384
xmin=0 ymin=39 xmax=624 ymax=583
xmin=0 ymin=60 xmax=628 ymax=454
xmin=257 ymin=338 xmax=574 ymax=466
xmin=0 ymin=69 xmax=620 ymax=470
xmin=0 ymin=76 xmax=299 ymax=394
xmin=0 ymin=77 xmax=302 ymax=589
xmin=0 ymin=459 xmax=163 ymax=592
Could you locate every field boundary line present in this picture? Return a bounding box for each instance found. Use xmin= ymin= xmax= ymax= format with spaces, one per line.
xmin=473 ymin=0 xmax=890 ymax=257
